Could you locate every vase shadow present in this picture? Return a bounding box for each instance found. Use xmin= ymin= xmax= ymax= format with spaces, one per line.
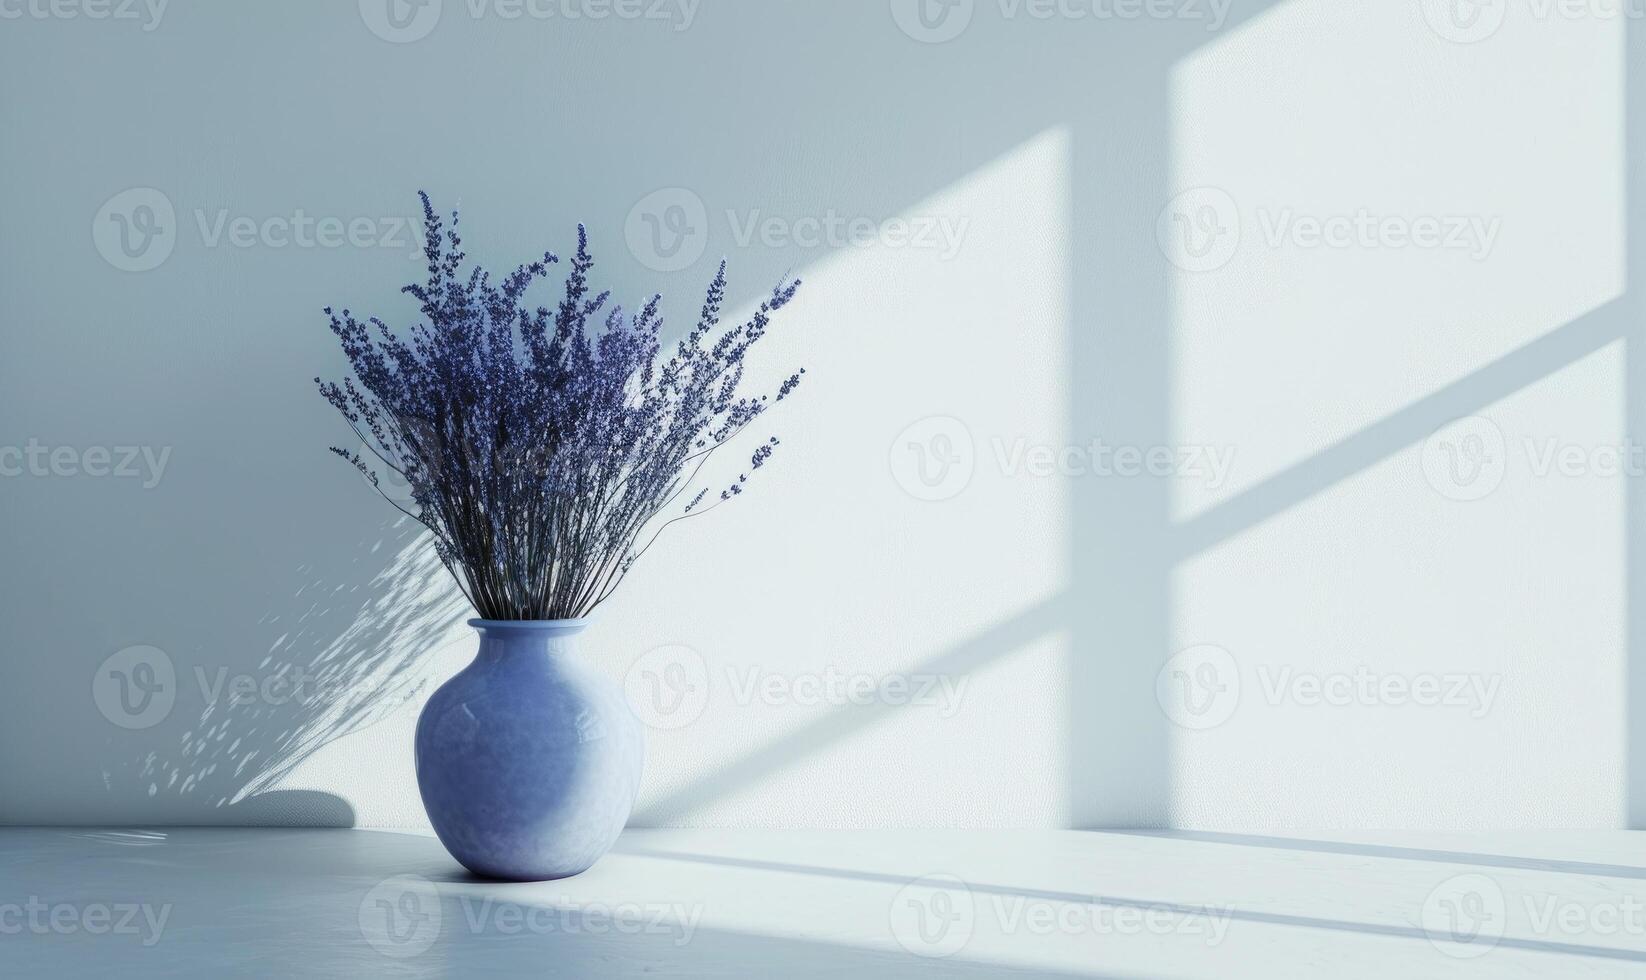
xmin=96 ymin=518 xmax=472 ymax=826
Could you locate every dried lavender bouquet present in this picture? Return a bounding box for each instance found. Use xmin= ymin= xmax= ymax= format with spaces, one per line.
xmin=317 ymin=193 xmax=804 ymax=620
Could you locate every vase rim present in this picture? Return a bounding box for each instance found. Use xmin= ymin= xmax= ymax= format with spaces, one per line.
xmin=468 ymin=618 xmax=591 ymax=633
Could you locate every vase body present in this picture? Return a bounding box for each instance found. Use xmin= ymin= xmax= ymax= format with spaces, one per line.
xmin=414 ymin=619 xmax=644 ymax=881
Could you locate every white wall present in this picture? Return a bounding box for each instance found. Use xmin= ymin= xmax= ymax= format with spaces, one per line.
xmin=0 ymin=0 xmax=1640 ymax=829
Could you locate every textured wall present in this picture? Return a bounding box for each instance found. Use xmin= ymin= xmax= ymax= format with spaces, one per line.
xmin=0 ymin=0 xmax=1639 ymax=829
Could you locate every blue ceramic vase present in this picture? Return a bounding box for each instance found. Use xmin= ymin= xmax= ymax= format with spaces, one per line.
xmin=414 ymin=619 xmax=644 ymax=881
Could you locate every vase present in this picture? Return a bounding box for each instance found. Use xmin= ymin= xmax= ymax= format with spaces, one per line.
xmin=414 ymin=619 xmax=644 ymax=881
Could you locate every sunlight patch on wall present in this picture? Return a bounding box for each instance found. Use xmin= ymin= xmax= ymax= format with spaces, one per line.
xmin=599 ymin=127 xmax=1076 ymax=827
xmin=1166 ymin=0 xmax=1624 ymax=524
xmin=1169 ymin=339 xmax=1626 ymax=828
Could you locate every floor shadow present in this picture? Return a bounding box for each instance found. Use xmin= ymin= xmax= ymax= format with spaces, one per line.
xmin=218 ymin=789 xmax=356 ymax=828
xmin=630 ymin=847 xmax=1646 ymax=963
xmin=1100 ymin=830 xmax=1646 ymax=879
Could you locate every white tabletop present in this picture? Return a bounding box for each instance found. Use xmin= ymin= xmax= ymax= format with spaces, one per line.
xmin=3 ymin=827 xmax=1645 ymax=977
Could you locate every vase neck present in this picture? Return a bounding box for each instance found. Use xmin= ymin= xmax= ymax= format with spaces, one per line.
xmin=469 ymin=619 xmax=588 ymax=661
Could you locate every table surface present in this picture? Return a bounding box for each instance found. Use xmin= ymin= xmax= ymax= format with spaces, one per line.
xmin=4 ymin=827 xmax=1646 ymax=977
